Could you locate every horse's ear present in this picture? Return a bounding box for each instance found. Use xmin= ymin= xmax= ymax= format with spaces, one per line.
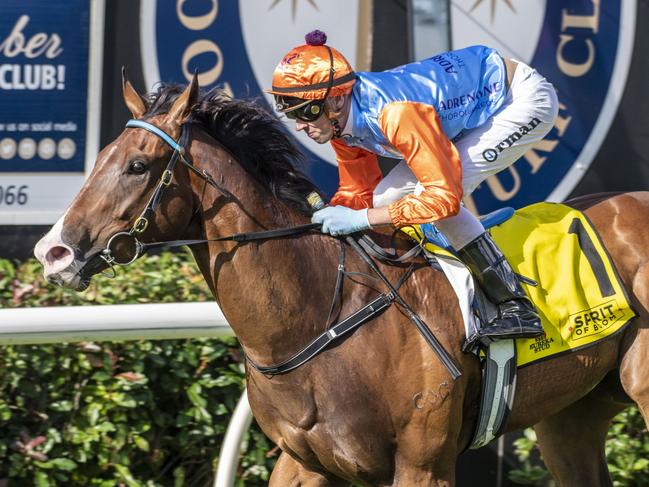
xmin=167 ymin=72 xmax=199 ymax=124
xmin=122 ymin=66 xmax=146 ymax=119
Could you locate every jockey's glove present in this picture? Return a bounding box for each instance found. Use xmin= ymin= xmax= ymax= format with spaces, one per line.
xmin=311 ymin=205 xmax=371 ymax=236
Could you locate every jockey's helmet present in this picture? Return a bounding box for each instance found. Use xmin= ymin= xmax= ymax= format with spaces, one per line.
xmin=266 ymin=30 xmax=356 ymax=116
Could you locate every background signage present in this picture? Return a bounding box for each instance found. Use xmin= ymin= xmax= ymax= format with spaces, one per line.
xmin=0 ymin=0 xmax=644 ymax=236
xmin=141 ymin=0 xmax=635 ymax=214
xmin=451 ymin=0 xmax=635 ymax=214
xmin=0 ymin=0 xmax=103 ymax=224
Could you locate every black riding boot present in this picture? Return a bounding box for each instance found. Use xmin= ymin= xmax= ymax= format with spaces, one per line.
xmin=458 ymin=232 xmax=543 ymax=341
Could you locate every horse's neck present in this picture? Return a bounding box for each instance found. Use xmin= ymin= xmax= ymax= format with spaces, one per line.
xmin=188 ymin=138 xmax=341 ymax=365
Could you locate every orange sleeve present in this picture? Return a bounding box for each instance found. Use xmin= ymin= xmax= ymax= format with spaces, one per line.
xmin=378 ymin=101 xmax=463 ymax=227
xmin=329 ymin=138 xmax=383 ymax=210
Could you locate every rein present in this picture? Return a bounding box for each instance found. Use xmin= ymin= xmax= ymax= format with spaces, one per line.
xmin=92 ymin=119 xmax=461 ymax=381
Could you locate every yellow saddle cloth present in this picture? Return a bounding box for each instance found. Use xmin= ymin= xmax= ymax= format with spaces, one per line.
xmin=406 ymin=202 xmax=636 ymax=368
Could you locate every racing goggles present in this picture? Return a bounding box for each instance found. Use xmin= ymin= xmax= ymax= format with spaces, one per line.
xmin=275 ymin=96 xmax=326 ymax=122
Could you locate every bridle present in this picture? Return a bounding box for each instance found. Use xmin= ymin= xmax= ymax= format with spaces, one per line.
xmin=100 ymin=120 xmax=191 ymax=267
xmin=100 ymin=119 xmax=199 ymax=267
xmin=95 ymin=119 xmax=318 ymax=272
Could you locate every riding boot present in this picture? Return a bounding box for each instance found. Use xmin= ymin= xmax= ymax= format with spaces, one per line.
xmin=457 ymin=232 xmax=543 ymax=341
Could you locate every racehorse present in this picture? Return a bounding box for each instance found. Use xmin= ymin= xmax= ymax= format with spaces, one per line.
xmin=34 ymin=76 xmax=649 ymax=486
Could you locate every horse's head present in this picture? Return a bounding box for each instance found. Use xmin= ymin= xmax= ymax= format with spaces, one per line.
xmin=34 ymin=73 xmax=201 ymax=290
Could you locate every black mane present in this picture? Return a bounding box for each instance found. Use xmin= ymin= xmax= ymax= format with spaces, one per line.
xmin=143 ymin=83 xmax=320 ymax=215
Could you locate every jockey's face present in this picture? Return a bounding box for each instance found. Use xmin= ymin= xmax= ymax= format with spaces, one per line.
xmin=293 ymin=95 xmax=349 ymax=144
xmin=294 ymin=112 xmax=334 ymax=144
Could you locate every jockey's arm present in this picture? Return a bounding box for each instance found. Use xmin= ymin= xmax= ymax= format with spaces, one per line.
xmin=368 ymin=101 xmax=463 ymax=228
xmin=329 ymin=139 xmax=383 ymax=210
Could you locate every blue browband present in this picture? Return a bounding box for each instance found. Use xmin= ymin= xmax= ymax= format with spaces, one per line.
xmin=125 ymin=119 xmax=181 ymax=151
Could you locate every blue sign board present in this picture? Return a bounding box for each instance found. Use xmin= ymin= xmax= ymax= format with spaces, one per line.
xmin=143 ymin=0 xmax=633 ymax=214
xmin=0 ymin=0 xmax=89 ymax=172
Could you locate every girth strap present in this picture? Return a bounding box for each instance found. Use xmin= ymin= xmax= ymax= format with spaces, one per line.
xmin=246 ymin=234 xmax=462 ymax=381
xmin=345 ymin=235 xmax=462 ymax=380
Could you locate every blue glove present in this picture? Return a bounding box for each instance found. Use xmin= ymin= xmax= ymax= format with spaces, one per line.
xmin=311 ymin=205 xmax=371 ymax=236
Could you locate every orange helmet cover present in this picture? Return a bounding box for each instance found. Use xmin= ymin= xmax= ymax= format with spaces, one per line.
xmin=266 ymin=30 xmax=356 ymax=100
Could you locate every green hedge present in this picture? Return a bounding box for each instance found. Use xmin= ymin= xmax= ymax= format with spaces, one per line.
xmin=0 ymin=252 xmax=276 ymax=486
xmin=510 ymin=408 xmax=649 ymax=486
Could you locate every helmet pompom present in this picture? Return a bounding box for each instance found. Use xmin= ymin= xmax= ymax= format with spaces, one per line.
xmin=305 ymin=30 xmax=327 ymax=46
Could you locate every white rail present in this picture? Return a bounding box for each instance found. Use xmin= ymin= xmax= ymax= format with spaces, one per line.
xmin=0 ymin=302 xmax=231 ymax=344
xmin=0 ymin=303 xmax=252 ymax=487
xmin=214 ymin=390 xmax=254 ymax=487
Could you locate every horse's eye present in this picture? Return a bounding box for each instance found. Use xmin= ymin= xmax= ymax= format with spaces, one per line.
xmin=127 ymin=160 xmax=146 ymax=175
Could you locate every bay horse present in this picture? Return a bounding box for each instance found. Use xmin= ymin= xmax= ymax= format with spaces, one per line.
xmin=34 ymin=76 xmax=649 ymax=486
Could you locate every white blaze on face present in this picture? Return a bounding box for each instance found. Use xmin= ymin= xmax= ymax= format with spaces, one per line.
xmin=34 ymin=210 xmax=84 ymax=287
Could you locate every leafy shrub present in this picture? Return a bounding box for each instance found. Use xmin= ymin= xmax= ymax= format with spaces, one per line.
xmin=0 ymin=251 xmax=276 ymax=486
xmin=606 ymin=407 xmax=649 ymax=485
xmin=509 ymin=408 xmax=649 ymax=486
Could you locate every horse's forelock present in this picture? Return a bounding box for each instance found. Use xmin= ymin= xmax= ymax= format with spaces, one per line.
xmin=143 ymin=84 xmax=186 ymax=118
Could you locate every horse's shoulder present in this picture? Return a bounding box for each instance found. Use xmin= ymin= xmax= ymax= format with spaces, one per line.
xmin=564 ymin=191 xmax=626 ymax=211
xmin=565 ymin=190 xmax=649 ymax=213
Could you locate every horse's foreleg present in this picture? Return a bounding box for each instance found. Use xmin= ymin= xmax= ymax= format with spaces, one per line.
xmin=269 ymin=451 xmax=350 ymax=487
xmin=534 ymin=391 xmax=625 ymax=487
xmin=618 ymin=261 xmax=649 ymax=426
xmin=388 ymin=447 xmax=456 ymax=486
xmin=620 ymin=323 xmax=649 ymax=427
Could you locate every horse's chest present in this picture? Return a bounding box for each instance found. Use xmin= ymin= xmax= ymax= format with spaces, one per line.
xmin=248 ymin=382 xmax=393 ymax=480
xmin=250 ymin=386 xmax=319 ymax=445
xmin=273 ymin=419 xmax=380 ymax=481
xmin=251 ymin=392 xmax=335 ymax=465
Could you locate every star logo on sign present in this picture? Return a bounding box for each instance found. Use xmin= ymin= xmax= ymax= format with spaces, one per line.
xmin=470 ymin=0 xmax=516 ymax=22
xmin=269 ymin=0 xmax=319 ymax=21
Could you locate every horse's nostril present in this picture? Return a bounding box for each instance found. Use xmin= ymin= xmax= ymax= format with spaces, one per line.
xmin=46 ymin=246 xmax=71 ymax=264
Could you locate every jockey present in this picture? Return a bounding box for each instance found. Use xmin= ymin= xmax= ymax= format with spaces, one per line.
xmin=267 ymin=30 xmax=559 ymax=343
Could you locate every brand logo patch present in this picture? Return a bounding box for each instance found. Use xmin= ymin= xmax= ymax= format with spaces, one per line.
xmin=431 ymin=52 xmax=467 ymax=75
xmin=528 ymin=333 xmax=555 ymax=354
xmin=566 ymin=300 xmax=622 ymax=341
xmin=481 ymin=117 xmax=542 ymax=162
xmin=281 ymin=53 xmax=299 ymax=67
